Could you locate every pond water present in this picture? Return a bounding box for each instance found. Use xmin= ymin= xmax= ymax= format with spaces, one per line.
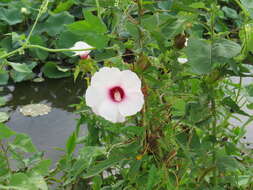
xmin=0 ymin=78 xmax=86 ymax=163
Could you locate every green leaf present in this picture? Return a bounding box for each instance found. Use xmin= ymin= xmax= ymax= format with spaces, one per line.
xmin=32 ymin=160 xmax=51 ymax=176
xmin=42 ymin=62 xmax=71 ymax=79
xmin=67 ymin=11 xmax=108 ymax=49
xmin=221 ymin=97 xmax=249 ymax=116
xmin=126 ymin=22 xmax=139 ymax=39
xmin=217 ymin=152 xmax=242 ymax=172
xmin=9 ymin=173 xmax=35 ymax=190
xmin=79 ymin=146 xmax=106 ymax=161
xmin=0 ymin=154 xmax=9 ymax=177
xmin=189 ymin=2 xmax=206 ymax=9
xmin=82 ymin=156 xmax=123 ymax=179
xmin=147 ymin=165 xmax=159 ymax=190
xmin=83 ymin=11 xmax=107 ymax=33
xmin=158 ymin=0 xmax=173 ymax=9
xmin=0 ymin=7 xmax=23 ymax=25
xmin=0 ymin=70 xmax=9 ymax=85
xmin=66 ymin=132 xmax=76 ymax=155
xmin=240 ymin=22 xmax=253 ymax=54
xmin=222 ymin=6 xmax=238 ymax=19
xmin=82 ymin=144 xmax=137 ymax=179
xmin=67 ymin=21 xmax=96 ymax=33
xmin=185 ymin=38 xmax=212 ymax=74
xmin=56 ymin=31 xmax=83 ymax=49
xmin=91 ymin=175 xmax=102 ymax=190
xmin=0 ymin=96 xmax=7 ymax=107
xmin=241 ymin=0 xmax=253 ymax=19
xmin=0 ymin=112 xmax=9 ymax=123
xmin=29 ymin=36 xmax=49 ymax=60
xmin=53 ymin=0 xmax=75 ymax=13
xmin=81 ymin=32 xmax=108 ymax=49
xmin=44 ymin=12 xmax=74 ymax=36
xmin=28 ymin=173 xmax=48 ymax=190
xmin=10 ymin=62 xmax=37 ymax=82
xmin=212 ymin=39 xmax=241 ymax=60
xmin=9 ymin=172 xmax=48 ymax=190
xmin=11 ymin=133 xmax=37 ymax=153
xmin=9 ymin=62 xmax=32 ymax=73
xmin=0 ymin=123 xmax=16 ymax=139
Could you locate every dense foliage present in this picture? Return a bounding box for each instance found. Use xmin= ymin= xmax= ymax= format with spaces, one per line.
xmin=1 ymin=0 xmax=253 ymax=189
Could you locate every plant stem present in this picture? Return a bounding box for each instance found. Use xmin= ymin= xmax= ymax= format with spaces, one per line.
xmin=27 ymin=44 xmax=95 ymax=53
xmin=136 ymin=0 xmax=143 ymax=49
xmin=211 ymin=97 xmax=217 ymax=186
xmin=25 ymin=0 xmax=48 ymax=44
xmin=95 ymin=0 xmax=101 ymax=19
xmin=235 ymin=77 xmax=242 ymax=102
xmin=0 ymin=44 xmax=95 ymax=61
xmin=210 ymin=2 xmax=218 ymax=187
xmin=0 ymin=47 xmax=24 ymax=60
xmin=233 ymin=0 xmax=250 ymax=18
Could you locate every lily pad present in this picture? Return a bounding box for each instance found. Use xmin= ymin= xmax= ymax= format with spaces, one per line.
xmin=19 ymin=104 xmax=52 ymax=117
xmin=33 ymin=77 xmax=45 ymax=83
xmin=0 ymin=112 xmax=9 ymax=122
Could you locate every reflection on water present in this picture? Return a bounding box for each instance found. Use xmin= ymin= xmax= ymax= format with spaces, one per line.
xmin=1 ymin=78 xmax=85 ymax=112
xmin=0 ymin=78 xmax=86 ymax=163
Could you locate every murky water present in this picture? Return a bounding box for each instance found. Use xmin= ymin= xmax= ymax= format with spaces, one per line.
xmin=0 ymin=78 xmax=86 ymax=163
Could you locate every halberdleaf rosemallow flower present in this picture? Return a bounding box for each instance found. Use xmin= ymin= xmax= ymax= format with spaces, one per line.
xmin=70 ymin=41 xmax=93 ymax=59
xmin=85 ymin=67 xmax=144 ymax=123
xmin=177 ymin=57 xmax=188 ymax=64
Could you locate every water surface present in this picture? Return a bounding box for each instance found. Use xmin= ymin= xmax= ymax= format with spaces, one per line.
xmin=1 ymin=78 xmax=86 ymax=163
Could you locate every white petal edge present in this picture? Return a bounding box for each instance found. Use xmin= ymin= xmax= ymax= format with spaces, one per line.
xmin=85 ymin=86 xmax=107 ymax=108
xmin=119 ymin=91 xmax=144 ymax=116
xmin=98 ymin=100 xmax=124 ymax=123
xmin=70 ymin=41 xmax=93 ymax=56
xmin=91 ymin=67 xmax=122 ymax=88
xmin=177 ymin=58 xmax=188 ymax=64
xmin=121 ymin=70 xmax=142 ymax=93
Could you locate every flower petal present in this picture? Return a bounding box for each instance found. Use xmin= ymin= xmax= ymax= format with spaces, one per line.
xmin=85 ymin=86 xmax=107 ymax=108
xmin=121 ymin=70 xmax=142 ymax=93
xmin=70 ymin=41 xmax=93 ymax=56
xmin=177 ymin=57 xmax=188 ymax=64
xmin=91 ymin=67 xmax=122 ymax=88
xmin=98 ymin=100 xmax=124 ymax=123
xmin=116 ymin=113 xmax=126 ymax=123
xmin=119 ymin=91 xmax=144 ymax=116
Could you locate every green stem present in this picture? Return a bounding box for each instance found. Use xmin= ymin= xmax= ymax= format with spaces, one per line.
xmin=210 ymin=2 xmax=218 ymax=187
xmin=0 ymin=47 xmax=24 ymax=60
xmin=211 ymin=98 xmax=217 ymax=186
xmin=0 ymin=44 xmax=95 ymax=63
xmin=27 ymin=44 xmax=95 ymax=53
xmin=235 ymin=77 xmax=242 ymax=102
xmin=25 ymin=0 xmax=48 ymax=44
xmin=0 ymin=185 xmax=23 ymax=190
xmin=95 ymin=0 xmax=101 ymax=18
xmin=137 ymin=0 xmax=143 ymax=49
xmin=233 ymin=0 xmax=250 ymax=18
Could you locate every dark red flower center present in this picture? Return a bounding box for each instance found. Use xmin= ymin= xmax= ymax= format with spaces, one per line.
xmin=109 ymin=86 xmax=125 ymax=102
